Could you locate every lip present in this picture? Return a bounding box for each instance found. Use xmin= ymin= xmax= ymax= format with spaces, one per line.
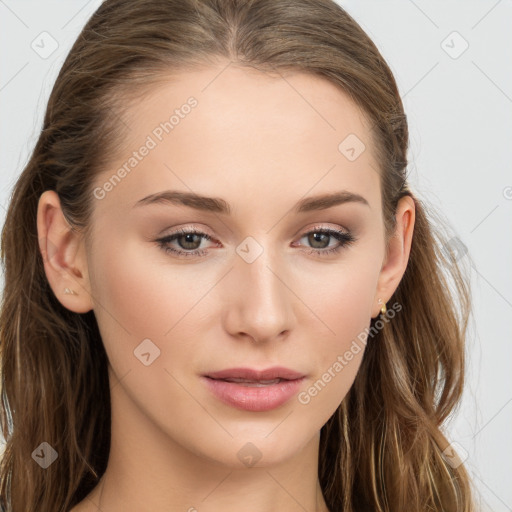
xmin=204 ymin=366 xmax=305 ymax=381
xmin=202 ymin=366 xmax=306 ymax=412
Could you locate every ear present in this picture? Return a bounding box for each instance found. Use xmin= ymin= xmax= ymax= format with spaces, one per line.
xmin=371 ymin=195 xmax=415 ymax=318
xmin=37 ymin=190 xmax=94 ymax=313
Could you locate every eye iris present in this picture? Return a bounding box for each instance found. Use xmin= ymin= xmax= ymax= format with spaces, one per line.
xmin=309 ymin=232 xmax=329 ymax=249
xmin=180 ymin=233 xmax=201 ymax=250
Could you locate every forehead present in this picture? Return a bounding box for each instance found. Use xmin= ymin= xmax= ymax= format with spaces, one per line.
xmin=123 ymin=64 xmax=374 ymax=147
xmin=93 ymin=64 xmax=381 ymax=218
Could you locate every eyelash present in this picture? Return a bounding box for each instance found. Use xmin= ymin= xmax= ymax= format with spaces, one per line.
xmin=155 ymin=226 xmax=356 ymax=259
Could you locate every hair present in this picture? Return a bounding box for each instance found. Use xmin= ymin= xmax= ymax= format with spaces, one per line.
xmin=0 ymin=0 xmax=475 ymax=510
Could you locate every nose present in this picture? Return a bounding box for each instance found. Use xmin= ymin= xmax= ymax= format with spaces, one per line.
xmin=222 ymin=242 xmax=295 ymax=344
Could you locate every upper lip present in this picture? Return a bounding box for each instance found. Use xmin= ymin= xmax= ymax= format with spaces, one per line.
xmin=204 ymin=366 xmax=305 ymax=381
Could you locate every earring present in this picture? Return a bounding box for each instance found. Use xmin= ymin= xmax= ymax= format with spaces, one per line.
xmin=378 ymin=298 xmax=387 ymax=315
xmin=64 ymin=288 xmax=78 ymax=295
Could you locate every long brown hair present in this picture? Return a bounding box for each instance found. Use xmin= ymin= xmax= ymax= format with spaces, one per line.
xmin=0 ymin=0 xmax=475 ymax=510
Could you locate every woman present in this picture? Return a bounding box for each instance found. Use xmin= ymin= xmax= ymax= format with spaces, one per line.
xmin=0 ymin=0 xmax=475 ymax=510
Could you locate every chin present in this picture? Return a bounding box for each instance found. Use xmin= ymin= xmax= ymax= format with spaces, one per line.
xmin=204 ymin=430 xmax=314 ymax=470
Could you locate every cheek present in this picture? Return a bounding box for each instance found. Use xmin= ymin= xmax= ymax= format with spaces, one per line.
xmin=297 ymin=261 xmax=378 ymax=405
xmin=90 ymin=238 xmax=197 ymax=337
xmin=89 ymin=238 xmax=220 ymax=387
xmin=88 ymin=241 xmax=209 ymax=421
xmin=305 ymin=259 xmax=378 ymax=344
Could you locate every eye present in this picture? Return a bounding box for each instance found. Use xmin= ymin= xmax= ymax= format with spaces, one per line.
xmin=293 ymin=226 xmax=356 ymax=257
xmin=155 ymin=226 xmax=356 ymax=259
xmin=155 ymin=228 xmax=215 ymax=258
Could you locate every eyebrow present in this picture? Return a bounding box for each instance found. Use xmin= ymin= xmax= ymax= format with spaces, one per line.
xmin=133 ymin=190 xmax=369 ymax=214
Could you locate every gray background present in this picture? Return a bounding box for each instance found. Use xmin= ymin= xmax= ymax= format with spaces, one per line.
xmin=1 ymin=1 xmax=511 ymax=510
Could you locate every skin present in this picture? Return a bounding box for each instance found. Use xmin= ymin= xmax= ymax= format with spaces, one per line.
xmin=37 ymin=62 xmax=415 ymax=512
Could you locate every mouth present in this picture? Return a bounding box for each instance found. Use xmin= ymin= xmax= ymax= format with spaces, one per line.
xmin=210 ymin=377 xmax=287 ymax=387
xmin=202 ymin=366 xmax=306 ymax=412
xmin=204 ymin=366 xmax=305 ymax=381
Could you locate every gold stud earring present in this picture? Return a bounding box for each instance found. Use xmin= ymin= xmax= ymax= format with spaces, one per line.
xmin=378 ymin=298 xmax=387 ymax=315
xmin=64 ymin=288 xmax=78 ymax=295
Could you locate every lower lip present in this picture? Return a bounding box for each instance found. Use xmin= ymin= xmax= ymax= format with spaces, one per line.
xmin=202 ymin=376 xmax=305 ymax=412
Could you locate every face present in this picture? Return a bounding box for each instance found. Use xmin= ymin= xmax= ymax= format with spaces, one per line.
xmin=61 ymin=64 xmax=393 ymax=468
